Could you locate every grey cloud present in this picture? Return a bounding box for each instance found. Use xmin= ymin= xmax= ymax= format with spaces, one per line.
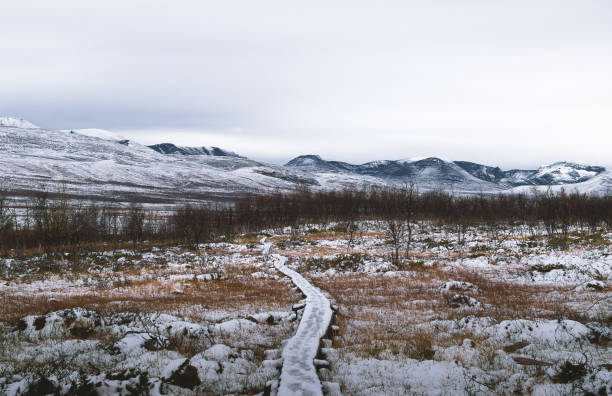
xmin=1 ymin=0 xmax=611 ymax=169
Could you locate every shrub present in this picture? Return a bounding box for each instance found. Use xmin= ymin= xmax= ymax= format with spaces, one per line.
xmin=552 ymin=361 xmax=588 ymax=383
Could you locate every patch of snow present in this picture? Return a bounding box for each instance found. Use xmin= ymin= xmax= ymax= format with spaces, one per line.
xmin=202 ymin=344 xmax=236 ymax=362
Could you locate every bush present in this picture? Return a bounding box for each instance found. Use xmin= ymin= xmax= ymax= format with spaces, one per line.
xmin=552 ymin=361 xmax=588 ymax=383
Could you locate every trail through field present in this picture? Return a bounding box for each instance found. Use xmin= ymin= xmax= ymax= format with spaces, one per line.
xmin=272 ymin=253 xmax=333 ymax=396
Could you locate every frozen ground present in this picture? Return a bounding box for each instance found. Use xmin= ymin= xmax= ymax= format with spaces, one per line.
xmin=0 ymin=242 xmax=299 ymax=395
xmin=0 ymin=222 xmax=610 ymax=395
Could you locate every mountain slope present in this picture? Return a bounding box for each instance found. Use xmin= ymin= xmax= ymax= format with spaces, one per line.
xmin=148 ymin=143 xmax=241 ymax=157
xmin=1 ymin=118 xmax=608 ymax=202
xmin=0 ymin=123 xmax=318 ymax=202
xmin=286 ymin=155 xmax=606 ymax=191
xmin=64 ymin=128 xmax=127 ymax=141
xmin=0 ymin=117 xmax=39 ymax=129
xmin=510 ymin=171 xmax=612 ymax=195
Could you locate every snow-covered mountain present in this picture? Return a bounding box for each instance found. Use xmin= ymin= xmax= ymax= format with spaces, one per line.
xmin=148 ymin=143 xmax=242 ymax=157
xmin=63 ymin=128 xmax=127 ymax=141
xmin=0 ymin=118 xmax=609 ymax=202
xmin=0 ymin=120 xmax=319 ymax=202
xmin=287 ymin=155 xmax=607 ymax=190
xmin=0 ymin=117 xmax=39 ymax=129
xmin=454 ymin=160 xmax=605 ymax=186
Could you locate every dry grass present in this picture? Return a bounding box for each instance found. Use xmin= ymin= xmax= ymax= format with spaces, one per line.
xmin=0 ymin=276 xmax=295 ymax=324
xmin=311 ymin=266 xmax=596 ymax=360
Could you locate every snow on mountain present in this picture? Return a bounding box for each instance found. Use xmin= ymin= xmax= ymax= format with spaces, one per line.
xmin=0 ymin=117 xmax=39 ymax=129
xmin=510 ymin=170 xmax=612 ymax=195
xmin=530 ymin=162 xmax=605 ymax=184
xmin=63 ymin=128 xmax=127 ymax=141
xmin=148 ymin=143 xmax=242 ymax=157
xmin=286 ymin=155 xmax=607 ymax=193
xmin=454 ymin=160 xmax=606 ymax=187
xmin=0 ymin=120 xmax=608 ymax=202
xmin=0 ymin=124 xmax=300 ymax=202
xmin=286 ymin=155 xmax=502 ymax=192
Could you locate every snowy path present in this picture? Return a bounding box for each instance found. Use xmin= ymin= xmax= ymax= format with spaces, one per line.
xmin=272 ymin=254 xmax=333 ymax=396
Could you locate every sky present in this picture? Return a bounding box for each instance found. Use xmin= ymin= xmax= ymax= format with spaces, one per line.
xmin=1 ymin=0 xmax=611 ymax=169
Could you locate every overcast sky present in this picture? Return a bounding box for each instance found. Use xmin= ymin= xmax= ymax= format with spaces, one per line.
xmin=1 ymin=1 xmax=611 ymax=168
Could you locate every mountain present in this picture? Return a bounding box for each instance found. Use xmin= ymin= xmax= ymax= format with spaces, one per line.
xmin=286 ymin=155 xmax=502 ymax=192
xmin=286 ymin=155 xmax=606 ymax=189
xmin=148 ymin=143 xmax=241 ymax=157
xmin=0 ymin=117 xmax=39 ymax=129
xmin=510 ymin=171 xmax=612 ymax=195
xmin=452 ymin=161 xmax=506 ymax=183
xmin=0 ymin=119 xmax=320 ymax=202
xmin=285 ymin=155 xmax=358 ymax=173
xmin=527 ymin=162 xmax=606 ymax=185
xmin=0 ymin=117 xmax=609 ymax=202
xmin=454 ymin=160 xmax=606 ymax=186
xmin=64 ymin=128 xmax=127 ymax=141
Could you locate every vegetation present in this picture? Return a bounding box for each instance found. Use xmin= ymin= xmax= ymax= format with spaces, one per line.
xmin=0 ymin=186 xmax=610 ymax=256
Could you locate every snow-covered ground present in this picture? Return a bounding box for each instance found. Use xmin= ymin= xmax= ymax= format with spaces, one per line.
xmin=1 ymin=222 xmax=610 ymax=395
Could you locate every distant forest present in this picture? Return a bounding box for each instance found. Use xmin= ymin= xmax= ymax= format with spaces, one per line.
xmin=0 ymin=186 xmax=610 ymax=254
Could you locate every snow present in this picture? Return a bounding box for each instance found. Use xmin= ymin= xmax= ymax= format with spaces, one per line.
xmin=333 ymin=354 xmax=468 ymax=396
xmin=1 ymin=122 xmax=609 ymax=200
xmin=202 ymin=344 xmax=236 ymax=362
xmin=488 ymin=319 xmax=591 ymax=345
xmin=1 ymin=222 xmax=610 ymax=395
xmin=214 ymin=318 xmax=257 ymax=336
xmin=440 ymin=280 xmax=479 ymax=293
xmin=64 ymin=128 xmax=126 ymax=141
xmin=0 ymin=117 xmax=39 ymax=129
xmin=273 ymin=254 xmax=333 ymax=396
xmin=534 ymin=161 xmax=600 ymax=183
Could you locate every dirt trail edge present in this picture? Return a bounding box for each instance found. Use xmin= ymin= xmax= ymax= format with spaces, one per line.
xmin=272 ymin=253 xmax=334 ymax=396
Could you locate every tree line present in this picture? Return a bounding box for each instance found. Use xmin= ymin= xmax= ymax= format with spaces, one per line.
xmin=0 ymin=186 xmax=610 ymax=255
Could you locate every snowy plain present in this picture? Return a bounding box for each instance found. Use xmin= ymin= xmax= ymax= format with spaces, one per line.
xmin=0 ymin=221 xmax=610 ymax=395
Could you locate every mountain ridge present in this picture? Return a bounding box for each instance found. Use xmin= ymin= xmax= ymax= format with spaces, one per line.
xmin=1 ymin=117 xmax=609 ymax=202
xmin=286 ymin=155 xmax=607 ymax=187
